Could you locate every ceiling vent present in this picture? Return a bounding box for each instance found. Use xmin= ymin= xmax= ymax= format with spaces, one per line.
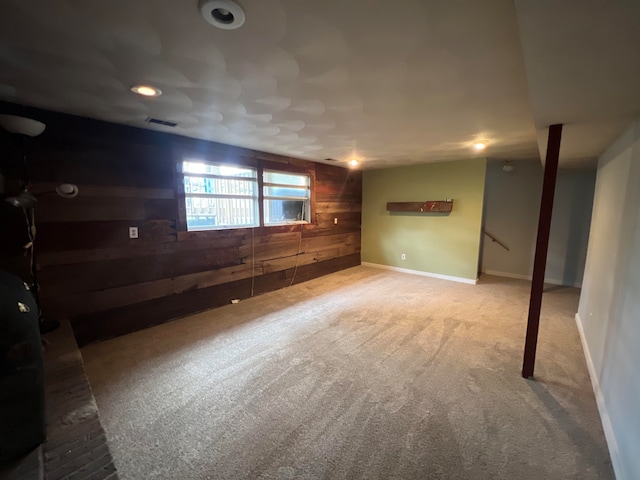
xmin=199 ymin=0 xmax=246 ymax=30
xmin=145 ymin=117 xmax=178 ymax=128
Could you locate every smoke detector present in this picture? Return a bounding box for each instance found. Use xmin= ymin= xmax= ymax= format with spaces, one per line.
xmin=199 ymin=0 xmax=245 ymax=30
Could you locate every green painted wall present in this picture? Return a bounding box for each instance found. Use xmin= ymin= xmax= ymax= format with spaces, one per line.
xmin=362 ymin=159 xmax=487 ymax=281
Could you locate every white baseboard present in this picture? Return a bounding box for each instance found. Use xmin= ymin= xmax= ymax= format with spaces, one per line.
xmin=361 ymin=262 xmax=477 ymax=285
xmin=575 ymin=313 xmax=626 ymax=480
xmin=483 ymin=269 xmax=582 ymax=288
xmin=484 ymin=269 xmax=531 ymax=281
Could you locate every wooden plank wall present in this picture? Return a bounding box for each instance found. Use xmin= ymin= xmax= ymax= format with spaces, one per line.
xmin=0 ymin=103 xmax=362 ymax=345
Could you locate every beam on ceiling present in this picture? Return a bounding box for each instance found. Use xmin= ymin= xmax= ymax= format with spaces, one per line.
xmin=522 ymin=123 xmax=563 ymax=379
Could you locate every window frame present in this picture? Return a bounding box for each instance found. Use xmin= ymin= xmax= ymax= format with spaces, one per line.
xmin=175 ymin=150 xmax=315 ymax=233
xmin=182 ymin=161 xmax=259 ymax=231
xmin=262 ymin=169 xmax=311 ymax=226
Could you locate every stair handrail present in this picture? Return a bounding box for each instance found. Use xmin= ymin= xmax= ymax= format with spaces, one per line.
xmin=483 ymin=229 xmax=510 ymax=251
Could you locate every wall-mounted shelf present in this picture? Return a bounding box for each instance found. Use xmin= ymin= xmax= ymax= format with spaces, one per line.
xmin=386 ymin=200 xmax=453 ymax=213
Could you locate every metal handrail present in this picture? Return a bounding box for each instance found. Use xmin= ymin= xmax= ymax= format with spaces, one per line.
xmin=483 ymin=229 xmax=510 ymax=251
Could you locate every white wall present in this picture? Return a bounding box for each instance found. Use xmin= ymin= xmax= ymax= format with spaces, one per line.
xmin=546 ymin=168 xmax=597 ymax=286
xmin=482 ymin=159 xmax=596 ymax=286
xmin=577 ymin=118 xmax=640 ymax=480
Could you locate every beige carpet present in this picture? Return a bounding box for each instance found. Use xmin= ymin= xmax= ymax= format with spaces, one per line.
xmin=82 ymin=266 xmax=613 ymax=480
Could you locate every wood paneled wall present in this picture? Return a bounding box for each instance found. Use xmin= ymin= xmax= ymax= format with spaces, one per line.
xmin=0 ymin=103 xmax=361 ymax=345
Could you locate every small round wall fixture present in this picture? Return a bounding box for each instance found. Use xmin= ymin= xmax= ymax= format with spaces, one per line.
xmin=55 ymin=183 xmax=79 ymax=198
xmin=199 ymin=0 xmax=246 ymax=30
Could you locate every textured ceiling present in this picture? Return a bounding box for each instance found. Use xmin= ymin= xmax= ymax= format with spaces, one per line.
xmin=514 ymin=0 xmax=640 ymax=166
xmin=0 ymin=1 xmax=638 ymax=169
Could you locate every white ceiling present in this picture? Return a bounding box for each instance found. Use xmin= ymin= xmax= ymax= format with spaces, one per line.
xmin=514 ymin=0 xmax=640 ymax=166
xmin=0 ymin=0 xmax=638 ymax=169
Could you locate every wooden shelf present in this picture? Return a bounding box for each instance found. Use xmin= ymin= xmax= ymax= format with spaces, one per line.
xmin=386 ymin=200 xmax=453 ymax=213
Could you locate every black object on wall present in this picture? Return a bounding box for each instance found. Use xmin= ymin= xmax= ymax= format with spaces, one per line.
xmin=0 ymin=269 xmax=46 ymax=462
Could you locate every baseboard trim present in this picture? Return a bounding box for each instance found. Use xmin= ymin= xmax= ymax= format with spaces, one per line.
xmin=361 ymin=262 xmax=477 ymax=285
xmin=483 ymin=269 xmax=582 ymax=288
xmin=574 ymin=313 xmax=626 ymax=480
xmin=484 ymin=270 xmax=531 ymax=281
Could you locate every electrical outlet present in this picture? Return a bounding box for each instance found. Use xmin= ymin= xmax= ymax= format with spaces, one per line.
xmin=401 ymin=253 xmax=406 ymax=260
xmin=129 ymin=226 xmax=139 ymax=239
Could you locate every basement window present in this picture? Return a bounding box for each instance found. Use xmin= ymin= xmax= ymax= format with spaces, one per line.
xmin=183 ymin=161 xmax=258 ymax=230
xmin=263 ymin=170 xmax=310 ymax=225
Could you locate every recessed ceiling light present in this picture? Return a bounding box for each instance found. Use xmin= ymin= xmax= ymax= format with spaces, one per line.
xmin=348 ymin=159 xmax=358 ymax=167
xmin=130 ymin=84 xmax=162 ymax=97
xmin=474 ymin=142 xmax=486 ymax=151
xmin=199 ymin=0 xmax=246 ymax=30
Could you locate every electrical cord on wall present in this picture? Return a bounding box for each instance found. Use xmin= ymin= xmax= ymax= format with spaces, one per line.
xmin=250 ymin=225 xmax=255 ymax=297
xmin=288 ymin=204 xmax=305 ymax=288
xmin=22 ymin=207 xmax=36 ymax=275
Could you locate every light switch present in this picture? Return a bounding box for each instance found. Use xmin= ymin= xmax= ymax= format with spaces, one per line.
xmin=129 ymin=227 xmax=139 ymax=239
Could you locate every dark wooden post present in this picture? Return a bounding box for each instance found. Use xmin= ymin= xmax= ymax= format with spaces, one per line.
xmin=522 ymin=124 xmax=563 ymax=378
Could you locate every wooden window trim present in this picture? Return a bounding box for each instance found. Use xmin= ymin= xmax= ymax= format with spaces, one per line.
xmin=172 ymin=145 xmax=316 ymax=235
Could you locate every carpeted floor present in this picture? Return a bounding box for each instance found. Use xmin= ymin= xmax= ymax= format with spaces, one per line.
xmin=82 ymin=266 xmax=614 ymax=480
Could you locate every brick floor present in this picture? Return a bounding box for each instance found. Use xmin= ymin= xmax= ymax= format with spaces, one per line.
xmin=1 ymin=320 xmax=118 ymax=480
